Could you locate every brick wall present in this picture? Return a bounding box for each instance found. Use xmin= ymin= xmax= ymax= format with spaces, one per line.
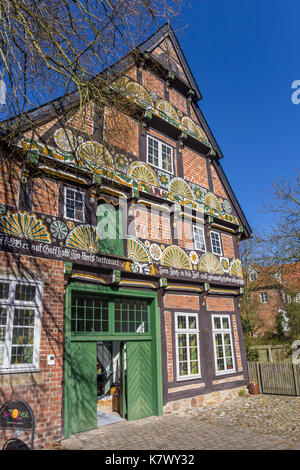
xmin=169 ymin=88 xmax=187 ymax=114
xmin=252 ymin=289 xmax=281 ymax=335
xmin=143 ymin=69 xmax=165 ymax=97
xmin=206 ymin=297 xmax=235 ymax=312
xmin=175 ymin=219 xmax=194 ymax=249
xmin=125 ymin=66 xmax=137 ymax=81
xmin=148 ymin=128 xmax=176 ymax=149
xmin=189 ymin=105 xmax=199 ymax=124
xmin=164 ymin=294 xmax=200 ymax=310
xmin=182 ymin=147 xmax=209 ymax=188
xmin=164 ymin=311 xmax=173 ymax=382
xmin=134 ymin=206 xmax=172 ymax=244
xmin=211 ymin=165 xmax=227 ymax=199
xmin=23 ymin=118 xmax=58 ymax=140
xmin=0 ymin=252 xmax=65 ymax=449
xmin=67 ymin=102 xmax=94 ymax=136
xmin=0 ymin=159 xmax=20 ymax=207
xmin=221 ymin=233 xmax=235 ymax=258
xmin=32 ymin=178 xmax=59 ymax=216
xmin=232 ymin=314 xmax=243 ymax=372
xmin=104 ymin=107 xmax=139 ymax=156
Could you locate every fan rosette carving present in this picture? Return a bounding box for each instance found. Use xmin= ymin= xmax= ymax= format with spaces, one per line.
xmin=128 ymin=161 xmax=158 ymax=187
xmin=198 ymin=253 xmax=224 ymax=274
xmin=127 ymin=237 xmax=150 ymax=263
xmin=156 ymin=100 xmax=181 ymax=124
xmin=230 ymin=258 xmax=243 ymax=278
xmin=169 ymin=177 xmax=193 ymax=200
xmin=66 ymin=225 xmax=98 ymax=253
xmin=161 ymin=245 xmax=192 ymax=270
xmin=77 ymin=141 xmax=114 ymax=169
xmin=0 ymin=211 xmax=51 ymax=243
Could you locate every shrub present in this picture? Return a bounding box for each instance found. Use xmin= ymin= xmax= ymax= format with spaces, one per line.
xmin=247 ymin=347 xmax=259 ymax=362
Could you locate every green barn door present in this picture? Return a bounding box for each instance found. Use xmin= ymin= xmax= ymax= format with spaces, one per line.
xmin=126 ymin=341 xmax=155 ymax=421
xmin=68 ymin=342 xmax=97 ymax=435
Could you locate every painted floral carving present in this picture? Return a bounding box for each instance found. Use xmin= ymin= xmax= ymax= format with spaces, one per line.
xmin=150 ymin=243 xmax=162 ymax=261
xmin=0 ymin=211 xmax=51 ymax=243
xmin=50 ymin=220 xmax=68 ymax=240
xmin=189 ymin=251 xmax=199 ymax=265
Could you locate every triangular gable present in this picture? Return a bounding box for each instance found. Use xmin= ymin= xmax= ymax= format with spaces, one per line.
xmin=150 ymin=37 xmax=191 ymax=85
xmin=137 ymin=24 xmax=202 ymax=101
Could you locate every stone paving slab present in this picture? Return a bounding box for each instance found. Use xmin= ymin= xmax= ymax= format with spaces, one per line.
xmin=59 ymin=395 xmax=300 ymax=451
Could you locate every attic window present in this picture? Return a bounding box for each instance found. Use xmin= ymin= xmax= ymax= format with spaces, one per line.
xmin=249 ymin=270 xmax=258 ymax=281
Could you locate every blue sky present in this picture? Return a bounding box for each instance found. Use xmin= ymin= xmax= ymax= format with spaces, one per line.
xmin=176 ymin=0 xmax=300 ymax=236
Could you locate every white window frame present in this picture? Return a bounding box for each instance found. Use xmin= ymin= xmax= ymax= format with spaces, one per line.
xmin=192 ymin=225 xmax=206 ymax=251
xmin=147 ymin=135 xmax=173 ymax=174
xmin=175 ymin=312 xmax=201 ymax=381
xmin=260 ymin=292 xmax=268 ymax=304
xmin=0 ymin=278 xmax=42 ymax=373
xmin=210 ymin=230 xmax=222 ymax=256
xmin=249 ymin=269 xmax=258 ymax=281
xmin=212 ymin=314 xmax=236 ymax=376
xmin=64 ymin=187 xmax=85 ymax=222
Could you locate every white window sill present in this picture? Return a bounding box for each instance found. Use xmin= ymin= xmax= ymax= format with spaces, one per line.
xmin=0 ymin=368 xmax=40 ymax=375
xmin=176 ymin=374 xmax=202 ymax=382
xmin=215 ymin=369 xmax=236 ymax=376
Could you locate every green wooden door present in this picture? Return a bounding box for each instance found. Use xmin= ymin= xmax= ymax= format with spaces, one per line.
xmin=126 ymin=341 xmax=155 ymax=421
xmin=68 ymin=342 xmax=97 ymax=435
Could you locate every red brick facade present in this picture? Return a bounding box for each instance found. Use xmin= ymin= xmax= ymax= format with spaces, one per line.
xmin=0 ymin=253 xmax=64 ymax=449
xmin=182 ymin=147 xmax=209 ymax=188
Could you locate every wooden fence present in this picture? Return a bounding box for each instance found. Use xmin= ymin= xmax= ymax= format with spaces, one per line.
xmin=248 ymin=362 xmax=300 ymax=396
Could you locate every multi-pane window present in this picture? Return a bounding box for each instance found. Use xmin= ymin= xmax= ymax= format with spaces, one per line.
xmin=175 ymin=313 xmax=201 ymax=380
xmin=71 ymin=295 xmax=109 ymax=333
xmin=193 ymin=225 xmax=206 ymax=251
xmin=212 ymin=315 xmax=235 ymax=375
xmin=64 ymin=187 xmax=85 ymax=222
xmin=0 ymin=279 xmax=42 ymax=371
xmin=260 ymin=292 xmax=268 ymax=303
xmin=115 ymin=299 xmax=148 ymax=333
xmin=71 ymin=294 xmax=149 ymax=334
xmin=147 ymin=135 xmax=173 ymax=173
xmin=210 ymin=231 xmax=222 ymax=256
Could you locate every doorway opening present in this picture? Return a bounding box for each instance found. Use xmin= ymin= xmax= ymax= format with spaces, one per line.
xmin=97 ymin=341 xmax=125 ymax=427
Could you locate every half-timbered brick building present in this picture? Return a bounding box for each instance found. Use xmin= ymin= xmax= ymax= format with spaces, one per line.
xmin=0 ymin=24 xmax=252 ymax=448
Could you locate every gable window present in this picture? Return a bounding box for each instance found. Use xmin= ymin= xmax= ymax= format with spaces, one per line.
xmin=210 ymin=231 xmax=222 ymax=256
xmin=260 ymin=292 xmax=268 ymax=303
xmin=193 ymin=225 xmax=206 ymax=251
xmin=249 ymin=270 xmax=258 ymax=281
xmin=147 ymin=135 xmax=173 ymax=173
xmin=64 ymin=187 xmax=85 ymax=222
xmin=212 ymin=315 xmax=235 ymax=375
xmin=0 ymin=279 xmax=42 ymax=372
xmin=175 ymin=313 xmax=201 ymax=380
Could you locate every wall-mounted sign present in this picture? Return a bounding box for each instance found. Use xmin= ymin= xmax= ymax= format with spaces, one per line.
xmin=0 ymin=399 xmax=35 ymax=449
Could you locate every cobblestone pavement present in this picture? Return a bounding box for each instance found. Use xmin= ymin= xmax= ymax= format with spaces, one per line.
xmin=59 ymin=395 xmax=300 ymax=450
